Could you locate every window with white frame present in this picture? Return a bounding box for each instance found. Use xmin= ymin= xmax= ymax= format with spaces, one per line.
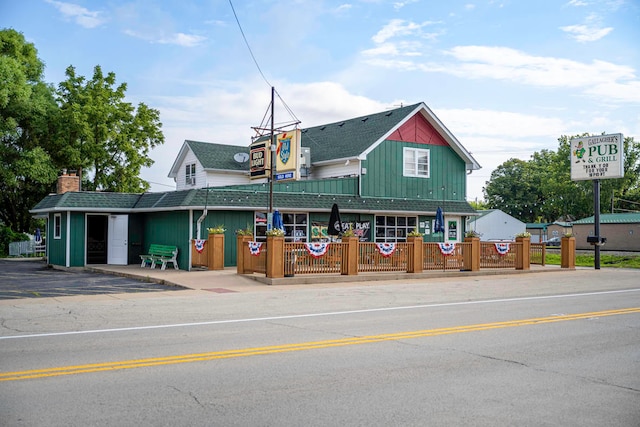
xmin=374 ymin=215 xmax=417 ymax=242
xmin=403 ymin=147 xmax=430 ymax=178
xmin=185 ymin=163 xmax=196 ymax=186
xmin=54 ymin=214 xmax=61 ymax=239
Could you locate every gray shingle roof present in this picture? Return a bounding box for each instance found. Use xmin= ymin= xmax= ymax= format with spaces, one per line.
xmin=31 ymin=187 xmax=476 ymax=215
xmin=187 ymin=140 xmax=249 ymax=171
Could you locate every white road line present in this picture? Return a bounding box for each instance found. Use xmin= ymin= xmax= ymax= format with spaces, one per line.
xmin=2 ymin=288 xmax=639 ymax=340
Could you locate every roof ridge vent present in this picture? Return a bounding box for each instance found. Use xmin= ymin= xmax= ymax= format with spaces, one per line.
xmin=361 ymin=117 xmax=368 ymax=122
xmin=385 ymin=112 xmax=392 ymax=116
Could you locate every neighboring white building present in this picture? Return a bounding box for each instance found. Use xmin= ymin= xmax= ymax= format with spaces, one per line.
xmin=467 ymin=209 xmax=526 ymax=241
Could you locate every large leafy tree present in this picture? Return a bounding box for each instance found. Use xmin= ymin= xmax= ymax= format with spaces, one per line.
xmin=484 ymin=134 xmax=640 ymax=223
xmin=0 ymin=29 xmax=58 ymax=233
xmin=54 ymin=65 xmax=164 ymax=192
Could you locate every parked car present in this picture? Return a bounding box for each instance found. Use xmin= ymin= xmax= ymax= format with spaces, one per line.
xmin=544 ymin=237 xmax=561 ymax=247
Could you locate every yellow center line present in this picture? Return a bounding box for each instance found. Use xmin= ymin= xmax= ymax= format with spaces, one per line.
xmin=2 ymin=307 xmax=638 ymax=382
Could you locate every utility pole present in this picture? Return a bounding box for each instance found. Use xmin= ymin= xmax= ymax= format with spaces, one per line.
xmin=269 ymin=86 xmax=275 ymax=214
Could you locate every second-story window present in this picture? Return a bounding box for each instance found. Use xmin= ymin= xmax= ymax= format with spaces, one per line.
xmin=185 ymin=163 xmax=196 ymax=186
xmin=403 ymin=147 xmax=430 ymax=178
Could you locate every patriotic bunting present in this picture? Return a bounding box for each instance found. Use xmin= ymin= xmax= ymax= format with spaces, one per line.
xmin=494 ymin=242 xmax=510 ymax=256
xmin=304 ymin=242 xmax=331 ymax=258
xmin=438 ymin=242 xmax=456 ymax=256
xmin=248 ymin=241 xmax=263 ymax=256
xmin=194 ymin=239 xmax=206 ymax=253
xmin=376 ymin=243 xmax=396 ymax=257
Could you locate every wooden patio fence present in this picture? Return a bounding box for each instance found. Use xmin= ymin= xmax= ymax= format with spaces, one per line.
xmin=237 ymin=236 xmax=564 ymax=279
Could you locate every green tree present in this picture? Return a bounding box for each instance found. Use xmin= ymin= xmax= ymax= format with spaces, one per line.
xmin=0 ymin=28 xmax=58 ymax=233
xmin=484 ymin=134 xmax=640 ymax=223
xmin=54 ymin=65 xmax=164 ymax=192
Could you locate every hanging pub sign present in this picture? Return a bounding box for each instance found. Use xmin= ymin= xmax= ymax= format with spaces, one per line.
xmin=250 ymin=141 xmax=268 ymax=179
xmin=275 ymin=129 xmax=301 ymax=181
xmin=570 ymin=133 xmax=624 ymax=181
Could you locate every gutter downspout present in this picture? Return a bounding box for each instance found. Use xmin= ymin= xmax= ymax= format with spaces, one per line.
xmin=196 ymin=186 xmax=210 ymax=240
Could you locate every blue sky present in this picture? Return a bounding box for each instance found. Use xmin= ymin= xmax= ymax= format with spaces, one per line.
xmin=3 ymin=0 xmax=639 ymax=201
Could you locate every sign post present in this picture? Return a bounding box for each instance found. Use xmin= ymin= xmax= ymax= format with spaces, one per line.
xmin=570 ymin=133 xmax=624 ymax=269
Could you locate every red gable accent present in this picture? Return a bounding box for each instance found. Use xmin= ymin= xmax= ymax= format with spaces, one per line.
xmin=387 ymin=113 xmax=449 ymax=146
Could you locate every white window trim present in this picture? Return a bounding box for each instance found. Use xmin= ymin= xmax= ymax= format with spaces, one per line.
xmin=403 ymin=147 xmax=430 ymax=178
xmin=186 ymin=163 xmax=196 ymax=186
xmin=54 ymin=213 xmax=61 ymax=239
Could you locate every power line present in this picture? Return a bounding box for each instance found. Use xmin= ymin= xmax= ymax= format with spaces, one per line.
xmin=228 ymin=0 xmax=271 ymax=88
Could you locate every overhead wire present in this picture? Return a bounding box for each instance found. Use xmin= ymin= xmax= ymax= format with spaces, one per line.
xmin=228 ymin=0 xmax=301 ymax=129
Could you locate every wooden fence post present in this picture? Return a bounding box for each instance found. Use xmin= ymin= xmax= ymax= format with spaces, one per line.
xmin=516 ymin=237 xmax=530 ymax=270
xmin=341 ymin=237 xmax=359 ymax=275
xmin=266 ymin=236 xmax=284 ymax=279
xmin=407 ymin=236 xmax=423 ymax=273
xmin=561 ymin=236 xmax=576 ymax=269
xmin=463 ymin=237 xmax=480 ymax=271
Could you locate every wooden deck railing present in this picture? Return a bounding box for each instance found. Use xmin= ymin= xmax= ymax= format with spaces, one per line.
xmin=530 ymin=243 xmax=546 ymax=266
xmin=236 ymin=236 xmax=569 ymax=279
xmin=358 ymin=242 xmax=409 ymax=272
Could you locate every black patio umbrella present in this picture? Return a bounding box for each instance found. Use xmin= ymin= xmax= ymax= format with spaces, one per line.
xmin=327 ymin=203 xmax=344 ymax=236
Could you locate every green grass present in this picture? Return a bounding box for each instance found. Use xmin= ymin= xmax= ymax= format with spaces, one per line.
xmin=545 ymin=253 xmax=640 ymax=268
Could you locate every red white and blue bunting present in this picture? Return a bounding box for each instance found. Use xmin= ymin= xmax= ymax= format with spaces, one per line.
xmin=248 ymin=241 xmax=263 ymax=256
xmin=376 ymin=243 xmax=396 ymax=257
xmin=304 ymin=242 xmax=330 ymax=258
xmin=194 ymin=239 xmax=206 ymax=253
xmin=438 ymin=242 xmax=456 ymax=256
xmin=494 ymin=242 xmax=510 ymax=256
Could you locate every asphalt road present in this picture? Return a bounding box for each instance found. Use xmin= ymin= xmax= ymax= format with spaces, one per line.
xmin=1 ymin=269 xmax=639 ymax=426
xmin=0 ymin=259 xmax=184 ymax=299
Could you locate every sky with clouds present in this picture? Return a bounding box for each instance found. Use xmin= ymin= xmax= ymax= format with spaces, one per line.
xmin=2 ymin=0 xmax=639 ymax=200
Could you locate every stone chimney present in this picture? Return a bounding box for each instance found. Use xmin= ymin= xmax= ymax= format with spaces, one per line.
xmin=57 ymin=169 xmax=81 ymax=194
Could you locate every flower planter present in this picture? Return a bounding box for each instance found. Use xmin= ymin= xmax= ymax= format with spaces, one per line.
xmin=236 ymin=234 xmax=253 ymax=274
xmin=207 ymin=233 xmax=225 ymax=270
xmin=341 ymin=236 xmax=359 ymax=276
xmin=266 ymin=235 xmax=285 ymax=279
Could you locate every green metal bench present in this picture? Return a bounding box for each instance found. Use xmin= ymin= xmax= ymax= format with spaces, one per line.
xmin=140 ymin=244 xmax=179 ymax=270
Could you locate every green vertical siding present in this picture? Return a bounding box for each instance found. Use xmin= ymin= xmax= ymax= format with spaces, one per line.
xmin=197 ymin=210 xmax=254 ymax=267
xmin=362 ymin=141 xmax=467 ymax=201
xmin=69 ymin=212 xmax=85 ymax=266
xmin=142 ymin=211 xmax=190 ymax=270
xmin=48 ymin=212 xmax=66 ymax=266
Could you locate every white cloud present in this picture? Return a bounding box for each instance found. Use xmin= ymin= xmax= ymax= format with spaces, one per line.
xmin=123 ymin=30 xmax=206 ymax=47
xmin=371 ymin=19 xmax=424 ymax=44
xmin=560 ymin=13 xmax=613 ymax=42
xmin=393 ymin=0 xmax=418 ymax=10
xmin=46 ymin=0 xmax=106 ymax=28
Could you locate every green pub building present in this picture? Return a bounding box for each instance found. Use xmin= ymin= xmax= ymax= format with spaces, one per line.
xmin=31 ymin=102 xmax=481 ymax=270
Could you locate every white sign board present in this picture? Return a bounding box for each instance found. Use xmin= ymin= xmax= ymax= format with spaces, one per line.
xmin=570 ymin=133 xmax=624 ymax=181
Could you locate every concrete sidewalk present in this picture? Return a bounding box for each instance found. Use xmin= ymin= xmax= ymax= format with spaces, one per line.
xmin=87 ymin=263 xmax=568 ymax=293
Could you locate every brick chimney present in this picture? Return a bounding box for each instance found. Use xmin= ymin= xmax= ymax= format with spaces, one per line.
xmin=57 ymin=169 xmax=81 ymax=194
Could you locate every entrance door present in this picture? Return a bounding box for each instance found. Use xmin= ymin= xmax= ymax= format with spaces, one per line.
xmin=86 ymin=215 xmax=107 ymax=264
xmin=445 ymin=217 xmax=460 ymax=242
xmin=108 ymin=215 xmax=128 ymax=265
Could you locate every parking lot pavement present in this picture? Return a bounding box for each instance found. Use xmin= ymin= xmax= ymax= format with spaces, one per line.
xmin=0 ymin=259 xmax=185 ymax=299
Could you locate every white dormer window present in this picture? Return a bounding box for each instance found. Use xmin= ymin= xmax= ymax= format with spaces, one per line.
xmin=186 ymin=163 xmax=196 ymax=186
xmin=403 ymin=147 xmax=430 ymax=178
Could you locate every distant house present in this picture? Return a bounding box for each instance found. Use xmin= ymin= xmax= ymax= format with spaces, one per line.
xmin=31 ymin=102 xmax=481 ymax=270
xmin=467 ymin=209 xmax=525 ymax=241
xmin=526 ymin=221 xmax=573 ymax=243
xmin=572 ymin=213 xmax=640 ymax=251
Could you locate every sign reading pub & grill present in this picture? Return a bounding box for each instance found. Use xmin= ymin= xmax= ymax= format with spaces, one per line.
xmin=570 ymin=133 xmax=624 ymax=181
